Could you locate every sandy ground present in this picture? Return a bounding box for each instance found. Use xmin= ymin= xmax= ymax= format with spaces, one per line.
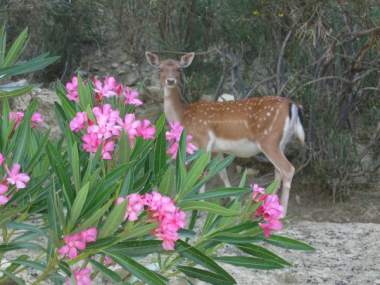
xmin=212 ymin=221 xmax=380 ymax=285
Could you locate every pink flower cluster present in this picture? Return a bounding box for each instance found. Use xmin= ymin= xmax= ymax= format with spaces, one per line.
xmin=69 ymin=105 xmax=155 ymax=159
xmin=117 ymin=191 xmax=186 ymax=250
xmin=252 ymin=184 xmax=284 ymax=238
xmin=0 ymin=153 xmax=30 ymax=206
xmin=66 ymin=76 xmax=143 ymax=106
xmin=66 ymin=267 xmax=91 ymax=285
xmin=9 ymin=111 xmax=44 ymax=128
xmin=58 ymin=228 xmax=97 ymax=259
xmin=166 ymin=122 xmax=197 ymax=159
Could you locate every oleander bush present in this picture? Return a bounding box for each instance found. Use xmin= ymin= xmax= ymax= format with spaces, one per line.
xmin=0 ymin=72 xmax=314 ymax=284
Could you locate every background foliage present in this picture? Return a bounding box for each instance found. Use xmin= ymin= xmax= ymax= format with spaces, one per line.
xmin=0 ymin=0 xmax=379 ymax=198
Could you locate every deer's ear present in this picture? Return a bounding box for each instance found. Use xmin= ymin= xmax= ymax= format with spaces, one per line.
xmin=145 ymin=52 xmax=160 ymax=68
xmin=180 ymin=52 xmax=195 ymax=68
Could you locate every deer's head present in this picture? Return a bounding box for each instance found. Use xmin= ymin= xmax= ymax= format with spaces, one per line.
xmin=145 ymin=52 xmax=195 ymax=89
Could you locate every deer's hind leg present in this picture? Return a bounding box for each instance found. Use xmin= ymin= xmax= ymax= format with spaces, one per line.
xmin=259 ymin=144 xmax=295 ymax=216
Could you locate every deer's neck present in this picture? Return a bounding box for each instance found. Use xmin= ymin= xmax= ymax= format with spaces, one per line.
xmin=164 ymin=86 xmax=185 ymax=123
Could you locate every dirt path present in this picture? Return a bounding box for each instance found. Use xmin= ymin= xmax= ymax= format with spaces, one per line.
xmin=212 ymin=221 xmax=380 ymax=285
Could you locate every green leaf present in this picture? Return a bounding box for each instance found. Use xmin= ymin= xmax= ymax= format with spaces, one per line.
xmin=0 ymin=98 xmax=10 ymax=149
xmin=237 ymin=244 xmax=291 ymax=266
xmin=238 ymin=169 xmax=248 ymax=187
xmin=176 ymin=240 xmax=235 ymax=283
xmin=11 ymin=260 xmax=46 ymax=272
xmin=77 ymin=74 xmax=93 ymax=110
xmin=78 ymin=199 xmax=113 ymax=231
xmin=103 ymin=250 xmax=167 ymax=285
xmin=46 ymin=142 xmax=75 ymax=207
xmin=12 ymin=100 xmax=36 ymax=163
xmin=2 ymin=27 xmax=28 ymax=67
xmin=183 ymin=187 xmax=249 ymax=201
xmin=177 ymin=266 xmax=235 ymax=285
xmin=0 ymin=84 xmax=33 ymax=98
xmin=120 ymin=168 xmax=134 ymax=196
xmin=90 ymin=259 xmax=123 ymax=283
xmin=153 ymin=115 xmax=167 ymax=178
xmin=194 ymin=155 xmax=234 ymax=189
xmin=215 ymin=256 xmax=284 ymax=269
xmin=220 ymin=221 xmax=259 ymax=234
xmin=1 ymin=270 xmax=26 ymax=285
xmin=55 ymin=82 xmax=76 ymax=118
xmin=179 ymin=151 xmax=210 ymax=199
xmin=99 ymin=200 xmax=127 ymax=238
xmin=0 ymin=25 xmax=6 ymax=65
xmin=264 ymin=235 xmax=315 ymax=251
xmin=0 ymin=242 xmax=44 ymax=253
xmin=176 ymin=131 xmax=187 ymax=192
xmin=106 ymin=240 xmax=162 ymax=257
xmin=265 ymin=180 xmax=279 ymax=195
xmin=119 ymin=223 xmax=157 ymax=240
xmin=71 ymin=142 xmax=81 ymax=191
xmin=211 ymin=232 xmax=261 ymax=244
xmin=0 ymin=53 xmax=59 ymax=79
xmin=67 ymin=182 xmax=90 ymax=231
xmin=159 ymin=166 xmax=174 ymax=195
xmin=179 ymin=201 xmax=239 ymax=216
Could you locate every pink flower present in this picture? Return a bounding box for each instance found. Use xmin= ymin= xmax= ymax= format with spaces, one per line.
xmin=0 ymin=195 xmax=9 ymax=205
xmin=0 ymin=153 xmax=4 ymax=165
xmin=255 ymin=194 xmax=284 ymax=238
xmin=9 ymin=112 xmax=24 ymax=127
xmin=251 ymin=184 xmax=265 ymax=202
xmin=94 ymin=76 xmax=118 ymax=98
xmin=80 ymin=227 xmax=97 ymax=243
xmin=0 ymin=183 xmax=8 ymax=195
xmin=166 ymin=122 xmax=184 ymax=142
xmin=82 ymin=133 xmax=101 ymax=153
xmin=70 ymin=112 xmax=88 ymax=132
xmin=117 ymin=192 xmax=186 ymax=250
xmin=122 ymin=114 xmax=140 ymax=142
xmin=101 ymin=141 xmax=115 ymax=160
xmin=58 ymin=233 xmax=86 ymax=259
xmin=260 ymin=219 xmax=283 ymax=238
xmin=0 ymin=184 xmax=9 ymax=205
xmin=91 ymin=104 xmax=122 ymax=139
xmin=31 ymin=112 xmax=44 ymax=128
xmin=256 ymin=195 xmax=284 ymax=221
xmin=66 ymin=76 xmax=79 ymax=102
xmin=166 ymin=122 xmax=197 ymax=159
xmin=136 ymin=119 xmax=156 ymax=140
xmin=104 ymin=256 xmax=113 ymax=266
xmin=6 ymin=164 xmax=30 ymax=189
xmin=66 ymin=267 xmax=92 ymax=285
xmin=124 ymin=87 xmax=143 ymax=106
xmin=126 ymin=193 xmax=145 ymax=221
xmin=59 ymin=228 xmax=97 ymax=260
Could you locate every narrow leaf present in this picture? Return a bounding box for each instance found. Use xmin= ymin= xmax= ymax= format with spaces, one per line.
xmin=264 ymin=235 xmax=315 ymax=251
xmin=177 ymin=266 xmax=235 ymax=285
xmin=215 ymin=256 xmax=284 ymax=270
xmin=176 ymin=240 xmax=235 ymax=283
xmin=179 ymin=201 xmax=239 ymax=216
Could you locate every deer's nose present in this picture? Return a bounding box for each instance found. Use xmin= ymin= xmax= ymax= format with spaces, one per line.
xmin=166 ymin=78 xmax=176 ymax=86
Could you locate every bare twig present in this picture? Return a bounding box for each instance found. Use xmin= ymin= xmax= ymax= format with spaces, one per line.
xmin=276 ymin=29 xmax=293 ymax=96
xmin=288 ymin=75 xmax=351 ymax=96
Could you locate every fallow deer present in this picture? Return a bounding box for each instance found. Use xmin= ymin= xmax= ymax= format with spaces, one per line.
xmin=146 ymin=51 xmax=305 ymax=215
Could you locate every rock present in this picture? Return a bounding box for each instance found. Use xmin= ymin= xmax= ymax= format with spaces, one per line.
xmin=111 ymin=62 xmax=119 ymax=69
xmin=125 ymin=69 xmax=140 ymax=85
xmin=12 ymin=88 xmax=61 ymax=138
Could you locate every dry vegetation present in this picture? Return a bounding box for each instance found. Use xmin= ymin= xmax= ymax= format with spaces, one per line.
xmin=1 ymin=0 xmax=379 ymax=199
